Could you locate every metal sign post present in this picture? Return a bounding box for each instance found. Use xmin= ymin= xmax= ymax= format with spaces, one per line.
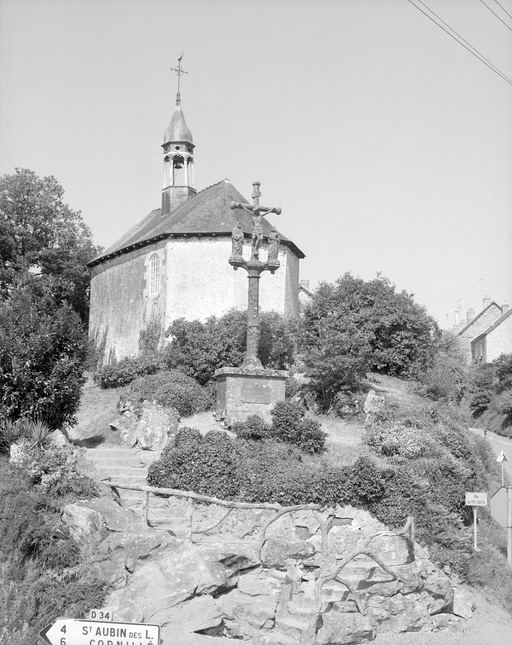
xmin=509 ymin=486 xmax=512 ymax=568
xmin=497 ymin=451 xmax=509 ymax=487
xmin=465 ymin=492 xmax=487 ymax=551
xmin=490 ymin=485 xmax=512 ymax=567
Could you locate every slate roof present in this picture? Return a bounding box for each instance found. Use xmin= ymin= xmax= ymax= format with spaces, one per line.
xmin=457 ymin=301 xmax=502 ymax=336
xmin=89 ymin=179 xmax=305 ymax=267
xmin=471 ymin=308 xmax=512 ymax=343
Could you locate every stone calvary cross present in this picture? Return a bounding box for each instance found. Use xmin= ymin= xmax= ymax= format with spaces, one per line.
xmin=229 ymin=182 xmax=281 ymax=369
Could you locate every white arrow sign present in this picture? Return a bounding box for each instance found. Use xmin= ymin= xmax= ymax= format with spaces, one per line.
xmin=39 ymin=619 xmax=160 ymax=645
xmin=497 ymin=452 xmax=509 ymax=463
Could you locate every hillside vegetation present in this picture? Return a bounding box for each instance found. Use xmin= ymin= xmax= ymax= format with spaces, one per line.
xmin=3 ymin=264 xmax=512 ymax=642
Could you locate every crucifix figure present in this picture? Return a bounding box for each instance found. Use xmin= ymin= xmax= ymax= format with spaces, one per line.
xmin=231 ymin=181 xmax=281 ymax=261
xmin=229 ymin=182 xmax=282 ymax=368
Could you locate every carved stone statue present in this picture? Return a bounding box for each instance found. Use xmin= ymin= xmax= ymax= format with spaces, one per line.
xmin=251 ymin=211 xmax=265 ymax=261
xmin=267 ymin=226 xmax=280 ymax=264
xmin=230 ymin=222 xmax=244 ymax=260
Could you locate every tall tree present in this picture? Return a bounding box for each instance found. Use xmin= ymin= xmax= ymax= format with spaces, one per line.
xmin=302 ymin=273 xmax=440 ymax=404
xmin=0 ymin=168 xmax=100 ymax=321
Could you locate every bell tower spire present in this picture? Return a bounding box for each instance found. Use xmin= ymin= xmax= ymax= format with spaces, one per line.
xmin=161 ymin=54 xmax=196 ymax=215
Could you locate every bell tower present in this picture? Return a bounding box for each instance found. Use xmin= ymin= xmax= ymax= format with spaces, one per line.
xmin=161 ymin=55 xmax=196 ymax=215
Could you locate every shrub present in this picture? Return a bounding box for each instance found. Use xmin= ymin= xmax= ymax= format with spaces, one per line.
xmin=270 ymin=400 xmax=305 ymax=442
xmin=9 ymin=439 xmax=99 ymax=498
xmin=493 ymin=353 xmax=512 ymax=391
xmin=129 ymin=370 xmax=212 ymax=417
xmin=295 ymin=418 xmax=326 ymax=454
xmin=147 ymin=428 xmax=241 ymax=499
xmin=462 ymin=543 xmax=512 ymax=611
xmin=93 ymin=354 xmax=162 ymax=388
xmin=0 ymin=457 xmax=108 ymax=643
xmin=470 ymin=391 xmax=493 ymax=415
xmin=285 ymin=375 xmax=302 ymax=400
xmin=268 ymin=401 xmax=326 ymax=453
xmin=232 ymin=415 xmax=270 ymax=440
xmin=366 ymin=423 xmax=434 ymax=460
xmin=330 ymin=390 xmax=360 ymax=418
xmin=499 ymin=392 xmax=512 ymax=416
xmin=0 ymin=285 xmax=87 ymax=428
xmin=162 ymin=310 xmax=298 ymax=385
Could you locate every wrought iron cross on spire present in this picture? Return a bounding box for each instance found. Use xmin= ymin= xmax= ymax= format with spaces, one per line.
xmin=229 ymin=182 xmax=282 ymax=369
xmin=170 ymin=53 xmax=188 ymax=103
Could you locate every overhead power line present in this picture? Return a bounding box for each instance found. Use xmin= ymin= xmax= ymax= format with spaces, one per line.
xmin=494 ymin=0 xmax=512 ymax=21
xmin=480 ymin=0 xmax=512 ymax=32
xmin=408 ymin=0 xmax=512 ymax=86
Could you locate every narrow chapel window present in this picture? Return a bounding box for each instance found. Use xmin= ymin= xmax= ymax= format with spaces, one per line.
xmin=149 ymin=254 xmax=160 ymax=295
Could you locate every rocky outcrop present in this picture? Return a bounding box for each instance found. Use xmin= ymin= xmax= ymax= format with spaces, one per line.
xmin=63 ymin=492 xmax=469 ymax=644
xmin=109 ymin=400 xmax=180 ymax=450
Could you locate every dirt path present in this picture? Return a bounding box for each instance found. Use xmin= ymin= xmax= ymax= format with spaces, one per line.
xmin=374 ymin=587 xmax=512 ymax=645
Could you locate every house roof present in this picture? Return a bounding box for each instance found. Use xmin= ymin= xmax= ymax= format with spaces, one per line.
xmin=457 ymin=301 xmax=502 ymax=336
xmin=89 ymin=179 xmax=305 ymax=267
xmin=471 ymin=308 xmax=512 ymax=344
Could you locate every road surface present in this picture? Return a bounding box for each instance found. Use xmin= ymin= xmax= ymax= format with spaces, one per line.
xmin=470 ymin=427 xmax=512 ymax=485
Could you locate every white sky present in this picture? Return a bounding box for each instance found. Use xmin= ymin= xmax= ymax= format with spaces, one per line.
xmin=1 ymin=0 xmax=511 ymax=328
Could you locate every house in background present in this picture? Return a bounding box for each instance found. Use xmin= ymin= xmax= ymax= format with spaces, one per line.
xmin=456 ymin=297 xmax=506 ymax=362
xmin=471 ymin=308 xmax=512 ymax=364
xmin=88 ymin=83 xmax=304 ymax=365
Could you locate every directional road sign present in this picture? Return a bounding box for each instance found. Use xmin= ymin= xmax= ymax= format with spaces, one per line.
xmin=465 ymin=492 xmax=487 ymax=506
xmin=39 ymin=619 xmax=160 ymax=645
xmin=490 ymin=487 xmax=510 ymax=528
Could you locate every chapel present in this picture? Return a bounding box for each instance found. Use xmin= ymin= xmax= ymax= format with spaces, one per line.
xmin=88 ymin=76 xmax=304 ymax=364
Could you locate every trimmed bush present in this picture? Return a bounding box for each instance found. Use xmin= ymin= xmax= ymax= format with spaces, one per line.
xmin=147 ymin=428 xmax=240 ymax=499
xmin=232 ymin=415 xmax=270 ymax=440
xmin=128 ymin=370 xmax=211 ymax=417
xmin=270 ymin=401 xmax=326 ymax=453
xmin=270 ymin=400 xmax=305 ymax=441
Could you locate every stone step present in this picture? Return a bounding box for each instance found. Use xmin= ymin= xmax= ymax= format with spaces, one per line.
xmin=274 ymin=616 xmax=310 ymax=640
xmin=253 ymin=631 xmax=298 ymax=645
xmin=287 ymin=602 xmax=314 ymax=617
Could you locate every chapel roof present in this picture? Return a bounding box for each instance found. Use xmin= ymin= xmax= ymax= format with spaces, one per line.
xmin=89 ymin=179 xmax=305 ymax=266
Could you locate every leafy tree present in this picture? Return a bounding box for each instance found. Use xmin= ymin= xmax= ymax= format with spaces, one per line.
xmin=494 ymin=353 xmax=512 ymax=392
xmin=0 ymin=266 xmax=87 ymax=429
xmin=416 ymin=332 xmax=468 ymax=403
xmin=162 ymin=309 xmax=298 ymax=385
xmin=302 ymin=273 xmax=439 ymax=405
xmin=0 ymin=168 xmax=100 ymax=321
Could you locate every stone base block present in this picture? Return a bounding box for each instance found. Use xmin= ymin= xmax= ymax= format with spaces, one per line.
xmin=215 ymin=366 xmax=288 ymax=426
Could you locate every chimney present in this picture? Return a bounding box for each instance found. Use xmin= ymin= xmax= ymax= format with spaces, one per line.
xmin=503 ymin=302 xmax=510 ymax=313
xmin=483 ymin=295 xmax=491 ymax=309
xmin=466 ymin=308 xmax=475 ymax=324
xmin=454 ymin=309 xmax=460 ymax=327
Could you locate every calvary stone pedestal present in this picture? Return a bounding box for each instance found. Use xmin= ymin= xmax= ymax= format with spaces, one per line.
xmin=215 ymin=182 xmax=288 ymax=426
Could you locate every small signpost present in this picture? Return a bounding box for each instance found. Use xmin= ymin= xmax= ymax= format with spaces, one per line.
xmin=490 ymin=486 xmax=512 ymax=567
xmin=465 ymin=492 xmax=487 ymax=551
xmin=497 ymin=451 xmax=509 ymax=487
xmin=39 ymin=619 xmax=160 ymax=645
